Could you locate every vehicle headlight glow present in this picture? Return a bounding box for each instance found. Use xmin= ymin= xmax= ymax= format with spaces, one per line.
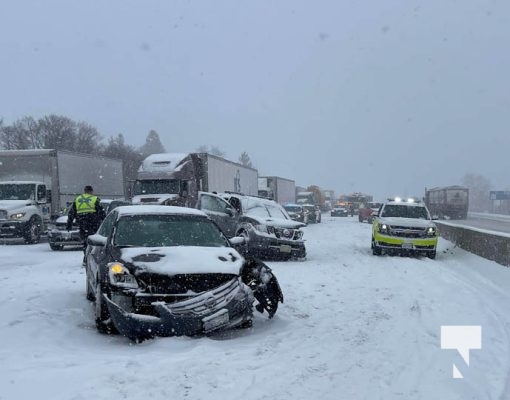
xmin=394 ymin=197 xmax=402 ymax=202
xmin=379 ymin=224 xmax=389 ymax=234
xmin=10 ymin=212 xmax=26 ymax=220
xmin=107 ymin=262 xmax=138 ymax=289
xmin=426 ymin=227 xmax=437 ymax=236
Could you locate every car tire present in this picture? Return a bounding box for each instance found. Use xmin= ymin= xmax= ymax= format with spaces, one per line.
xmin=95 ymin=282 xmax=116 ymax=334
xmin=23 ymin=217 xmax=42 ymax=244
xmin=86 ymin=272 xmax=95 ymax=301
xmin=49 ymin=243 xmax=64 ymax=251
xmin=427 ymin=251 xmax=436 ymax=260
xmin=372 ymin=237 xmax=382 ymax=256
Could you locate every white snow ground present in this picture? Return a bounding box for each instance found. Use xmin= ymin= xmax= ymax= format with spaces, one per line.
xmin=1 ymin=216 xmax=510 ymax=400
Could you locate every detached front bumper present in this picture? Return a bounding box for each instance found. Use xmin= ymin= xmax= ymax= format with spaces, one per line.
xmin=104 ymin=278 xmax=254 ymax=341
xmin=374 ymin=232 xmax=438 ymax=252
xmin=0 ymin=220 xmax=29 ymax=238
xmin=48 ymin=229 xmax=83 ymax=246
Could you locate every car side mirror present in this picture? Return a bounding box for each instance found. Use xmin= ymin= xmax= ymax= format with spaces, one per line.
xmin=229 ymin=236 xmax=246 ymax=245
xmin=87 ymin=234 xmax=107 ymax=246
xmin=225 ymin=207 xmax=235 ymax=217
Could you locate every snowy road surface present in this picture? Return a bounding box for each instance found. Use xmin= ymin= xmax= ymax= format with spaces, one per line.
xmin=1 ymin=216 xmax=510 ymax=400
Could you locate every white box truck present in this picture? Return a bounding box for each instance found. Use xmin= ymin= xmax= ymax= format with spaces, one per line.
xmin=0 ymin=149 xmax=124 ymax=243
xmin=132 ymin=152 xmax=258 ymax=207
xmin=258 ymin=176 xmax=296 ymax=205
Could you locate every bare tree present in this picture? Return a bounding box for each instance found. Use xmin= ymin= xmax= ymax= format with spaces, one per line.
xmin=102 ymin=134 xmax=143 ymax=194
xmin=39 ymin=115 xmax=76 ymax=151
xmin=0 ymin=116 xmax=43 ymax=149
xmin=75 ymin=121 xmax=101 ymax=154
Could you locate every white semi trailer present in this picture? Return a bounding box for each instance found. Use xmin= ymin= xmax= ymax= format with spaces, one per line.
xmin=258 ymin=176 xmax=296 ymax=205
xmin=132 ymin=153 xmax=259 ymax=207
xmin=0 ymin=149 xmax=124 ymax=243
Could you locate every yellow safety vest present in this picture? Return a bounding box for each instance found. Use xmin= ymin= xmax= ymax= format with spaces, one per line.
xmin=75 ymin=194 xmax=98 ymax=214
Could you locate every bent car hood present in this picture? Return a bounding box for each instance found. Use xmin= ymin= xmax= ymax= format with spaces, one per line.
xmin=120 ymin=246 xmax=244 ymax=276
xmin=247 ymin=215 xmax=305 ymax=229
xmin=378 ymin=217 xmax=435 ymax=228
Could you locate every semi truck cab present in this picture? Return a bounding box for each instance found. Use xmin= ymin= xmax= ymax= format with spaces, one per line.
xmin=0 ymin=181 xmax=50 ymax=243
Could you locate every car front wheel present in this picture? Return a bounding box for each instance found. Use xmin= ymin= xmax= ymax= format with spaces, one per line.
xmin=427 ymin=251 xmax=436 ymax=260
xmin=372 ymin=237 xmax=382 ymax=256
xmin=95 ymin=282 xmax=116 ymax=334
xmin=23 ymin=217 xmax=42 ymax=244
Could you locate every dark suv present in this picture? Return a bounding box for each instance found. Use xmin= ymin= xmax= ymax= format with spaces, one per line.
xmin=197 ymin=192 xmax=306 ymax=260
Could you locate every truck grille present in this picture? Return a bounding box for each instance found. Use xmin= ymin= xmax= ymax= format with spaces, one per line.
xmin=389 ymin=226 xmax=427 ymax=238
xmin=0 ymin=210 xmax=7 ymax=220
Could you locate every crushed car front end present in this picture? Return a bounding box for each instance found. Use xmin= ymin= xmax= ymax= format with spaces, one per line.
xmin=102 ymin=268 xmax=254 ymax=340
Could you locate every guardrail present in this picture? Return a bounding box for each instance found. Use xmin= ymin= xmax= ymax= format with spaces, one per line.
xmin=468 ymin=212 xmax=510 ymax=222
xmin=437 ymin=222 xmax=510 ymax=267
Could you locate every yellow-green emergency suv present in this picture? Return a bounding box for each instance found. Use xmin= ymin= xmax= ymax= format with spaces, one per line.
xmin=372 ymin=198 xmax=438 ymax=259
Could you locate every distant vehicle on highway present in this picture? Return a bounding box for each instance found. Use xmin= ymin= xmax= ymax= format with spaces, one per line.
xmin=372 ymin=197 xmax=439 ymax=259
xmin=424 ymin=186 xmax=469 ymax=219
xmin=358 ymin=202 xmax=383 ymax=223
xmin=331 ymin=206 xmax=349 ymax=217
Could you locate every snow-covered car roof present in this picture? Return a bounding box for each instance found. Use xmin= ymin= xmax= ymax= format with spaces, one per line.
xmin=385 ymin=201 xmax=426 ymax=207
xmin=114 ymin=205 xmax=207 ymax=217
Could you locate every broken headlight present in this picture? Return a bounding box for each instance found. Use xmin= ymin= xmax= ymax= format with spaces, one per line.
xmin=107 ymin=262 xmax=138 ymax=289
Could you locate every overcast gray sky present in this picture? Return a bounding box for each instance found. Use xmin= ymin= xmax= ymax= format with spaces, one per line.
xmin=1 ymin=0 xmax=509 ymax=199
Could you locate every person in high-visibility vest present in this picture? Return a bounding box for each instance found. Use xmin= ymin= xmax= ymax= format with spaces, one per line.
xmin=67 ymin=185 xmax=106 ymax=263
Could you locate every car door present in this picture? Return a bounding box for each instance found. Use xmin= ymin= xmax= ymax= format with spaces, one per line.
xmin=196 ymin=192 xmax=237 ymax=237
xmin=88 ymin=210 xmax=117 ymax=290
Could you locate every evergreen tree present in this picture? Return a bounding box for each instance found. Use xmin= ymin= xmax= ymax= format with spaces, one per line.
xmin=139 ymin=130 xmax=165 ymax=157
xmin=238 ymin=151 xmax=253 ymax=168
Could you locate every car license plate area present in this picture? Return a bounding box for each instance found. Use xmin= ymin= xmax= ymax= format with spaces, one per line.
xmin=280 ymin=244 xmax=292 ymax=253
xmin=402 ymin=242 xmax=413 ymax=250
xmin=62 ymin=231 xmax=72 ymax=240
xmin=202 ymin=309 xmax=229 ymax=332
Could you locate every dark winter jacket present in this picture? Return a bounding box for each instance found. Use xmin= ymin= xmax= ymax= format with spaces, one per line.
xmin=66 ymin=194 xmax=106 ymax=234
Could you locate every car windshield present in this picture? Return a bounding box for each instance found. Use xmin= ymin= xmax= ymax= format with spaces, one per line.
xmin=266 ymin=205 xmax=289 ymax=219
xmin=0 ymin=184 xmax=35 ymax=200
xmin=133 ymin=180 xmax=180 ymax=195
xmin=284 ymin=205 xmax=301 ymax=213
xmin=114 ymin=214 xmax=227 ymax=247
xmin=381 ymin=205 xmax=429 ymax=220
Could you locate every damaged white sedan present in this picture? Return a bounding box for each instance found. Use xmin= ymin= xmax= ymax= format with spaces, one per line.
xmin=85 ymin=206 xmax=283 ymax=342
